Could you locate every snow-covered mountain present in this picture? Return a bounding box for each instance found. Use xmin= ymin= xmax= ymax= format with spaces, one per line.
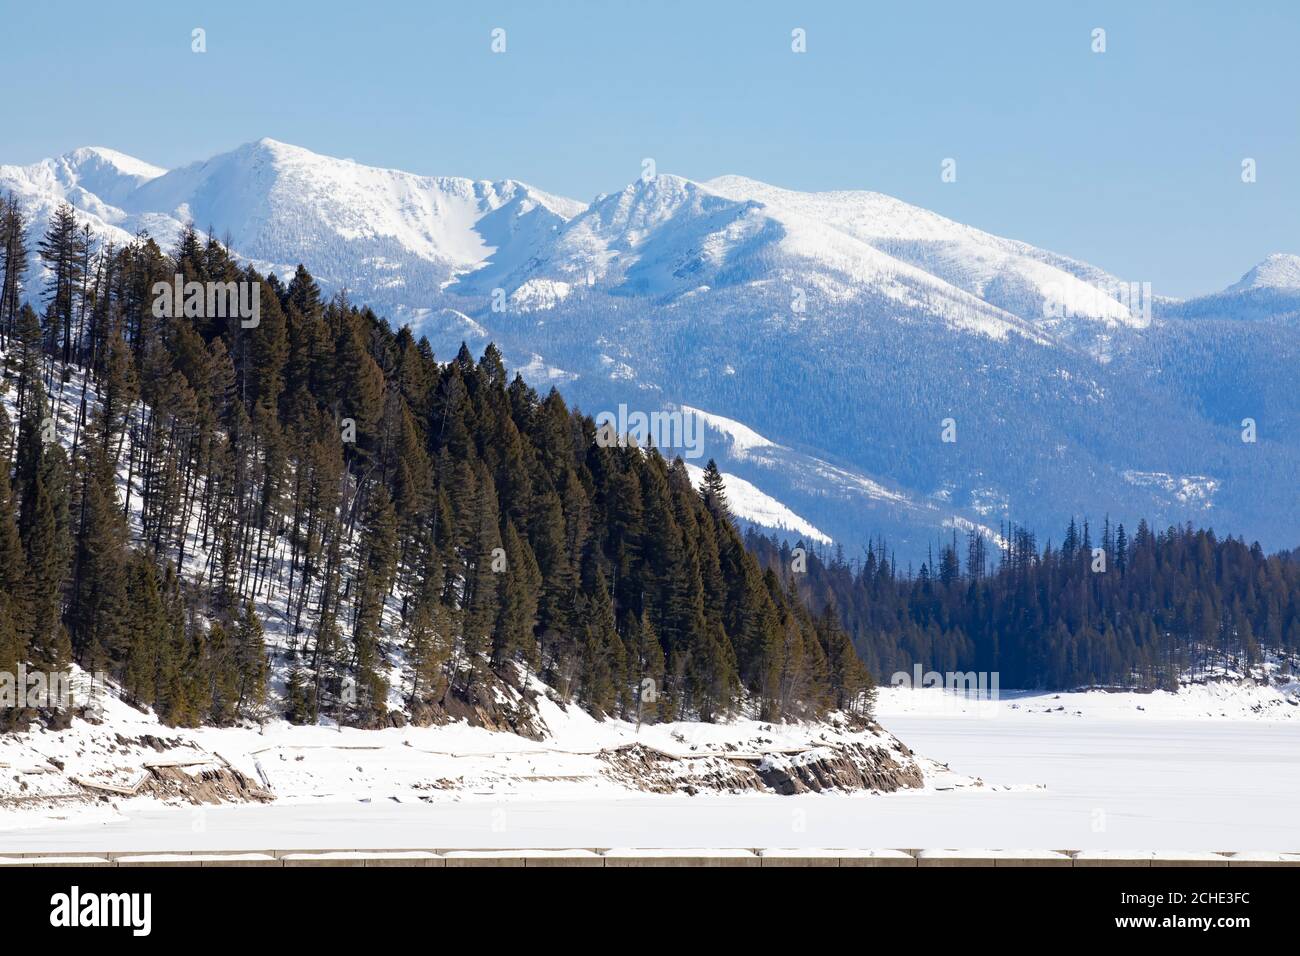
xmin=0 ymin=146 xmax=165 ymax=252
xmin=2 ymin=139 xmax=584 ymax=307
xmin=1161 ymin=252 xmax=1300 ymax=325
xmin=1226 ymin=252 xmax=1300 ymax=293
xmin=703 ymin=174 xmax=1147 ymax=331
xmin=4 ymin=140 xmax=1298 ymax=556
xmin=466 ymin=171 xmax=1052 ymax=344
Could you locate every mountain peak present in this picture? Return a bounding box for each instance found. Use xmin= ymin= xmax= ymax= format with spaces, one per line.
xmin=590 ymin=172 xmax=738 ymax=230
xmin=220 ymin=137 xmax=329 ymax=171
xmin=1227 ymin=253 xmax=1300 ymax=293
xmin=243 ymin=137 xmax=321 ymax=161
xmin=703 ymin=174 xmax=1140 ymax=329
xmin=59 ymin=146 xmax=166 ymax=180
xmin=617 ymin=172 xmax=706 ymax=201
xmin=40 ymin=146 xmax=167 ymax=207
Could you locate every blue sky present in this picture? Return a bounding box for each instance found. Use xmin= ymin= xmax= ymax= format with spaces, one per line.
xmin=3 ymin=0 xmax=1297 ymax=297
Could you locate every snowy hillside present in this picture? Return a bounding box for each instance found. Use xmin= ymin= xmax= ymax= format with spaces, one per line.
xmin=876 ymin=676 xmax=1300 ymax=723
xmin=1226 ymin=252 xmax=1300 ymax=293
xmin=5 ymin=140 xmax=1300 ymax=556
xmin=1163 ymin=253 xmax=1300 ymax=325
xmin=704 ymin=174 xmax=1145 ymax=329
xmin=471 ymin=172 xmax=1044 ymax=343
xmin=1 ymin=139 xmax=584 ymax=314
xmin=0 ymin=663 xmax=975 ymax=831
xmin=0 ymin=147 xmax=165 ymax=265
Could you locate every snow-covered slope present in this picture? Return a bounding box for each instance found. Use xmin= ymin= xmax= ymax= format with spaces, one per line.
xmin=1226 ymin=252 xmax=1300 ymax=293
xmin=124 ymin=138 xmax=582 ymax=293
xmin=5 ymin=140 xmax=1300 ymax=556
xmin=877 ymin=677 xmax=1300 ymax=723
xmin=683 ymin=460 xmax=830 ymax=545
xmin=705 ymin=174 xmax=1144 ymax=329
xmin=1161 ymin=253 xmax=1300 ymax=325
xmin=0 ymin=148 xmax=165 ymax=269
xmin=482 ymin=172 xmax=1046 ymax=343
xmin=0 ymin=663 xmax=975 ymax=831
xmin=0 ymin=146 xmax=164 ymax=211
xmin=1 ymin=139 xmax=584 ymax=313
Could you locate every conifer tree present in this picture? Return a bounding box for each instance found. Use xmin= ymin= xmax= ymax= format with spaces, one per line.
xmin=492 ymin=519 xmax=541 ymax=667
xmin=235 ymin=599 xmax=268 ymax=717
xmin=0 ymin=193 xmax=29 ymax=347
xmin=123 ymin=553 xmax=166 ymax=706
xmin=37 ymin=202 xmax=87 ymax=366
xmin=351 ymin=483 xmax=396 ymax=721
xmin=630 ymin=609 xmax=666 ymax=728
xmin=16 ymin=379 xmax=72 ymax=671
xmin=206 ymin=621 xmax=239 ymax=725
xmin=700 ymin=458 xmax=730 ymax=521
xmin=405 ymin=546 xmax=451 ymax=711
xmin=0 ymin=409 xmax=27 ymax=675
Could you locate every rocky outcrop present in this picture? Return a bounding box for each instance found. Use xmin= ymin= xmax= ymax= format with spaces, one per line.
xmin=598 ymin=736 xmax=929 ymax=796
xmin=407 ymin=666 xmax=546 ymax=739
xmin=599 ymin=743 xmax=767 ymax=795
xmin=136 ymin=764 xmax=273 ymax=805
xmin=755 ymin=743 xmax=924 ymax=795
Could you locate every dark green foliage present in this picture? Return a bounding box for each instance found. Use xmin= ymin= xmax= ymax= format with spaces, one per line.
xmin=0 ymin=207 xmax=877 ymax=729
xmin=749 ymin=520 xmax=1300 ymax=690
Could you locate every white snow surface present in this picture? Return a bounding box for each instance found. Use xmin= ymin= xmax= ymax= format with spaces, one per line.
xmin=874 ymin=678 xmax=1300 ymax=723
xmin=1121 ymin=471 xmax=1220 ymax=507
xmin=6 ymin=138 xmax=1278 ymax=328
xmin=3 ymin=679 xmax=1297 ymax=852
xmin=705 ymin=174 xmax=1145 ymax=328
xmin=1226 ymin=252 xmax=1300 ymax=292
xmin=0 ymin=138 xmax=584 ymax=300
xmin=681 ymin=405 xmax=775 ymax=457
xmin=683 ymin=461 xmax=830 ymax=545
xmin=0 ymin=664 xmax=967 ymax=837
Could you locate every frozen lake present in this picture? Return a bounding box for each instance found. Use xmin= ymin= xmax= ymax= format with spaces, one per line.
xmin=4 ymin=691 xmax=1297 ymax=853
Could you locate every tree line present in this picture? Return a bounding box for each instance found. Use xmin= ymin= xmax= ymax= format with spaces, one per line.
xmin=0 ymin=196 xmax=873 ymax=729
xmin=748 ymin=519 xmax=1300 ymax=690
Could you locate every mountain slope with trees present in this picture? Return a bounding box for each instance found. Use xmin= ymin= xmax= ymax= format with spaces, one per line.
xmin=8 ymin=141 xmax=1300 ymax=562
xmin=0 ymin=197 xmax=872 ymax=730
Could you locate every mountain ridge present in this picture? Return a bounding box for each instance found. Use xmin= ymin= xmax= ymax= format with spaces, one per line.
xmin=4 ymin=139 xmax=1298 ymax=557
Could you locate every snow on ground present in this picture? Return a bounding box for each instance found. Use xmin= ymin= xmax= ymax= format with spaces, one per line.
xmin=683 ymin=461 xmax=830 ymax=545
xmin=1227 ymin=252 xmax=1300 ymax=292
xmin=0 ymin=353 xmax=422 ymax=717
xmin=703 ymin=174 xmax=1140 ymax=328
xmin=3 ymin=707 xmax=1297 ymax=853
xmin=0 ymin=663 xmax=970 ymax=835
xmin=874 ymin=676 xmax=1300 ymax=722
xmin=680 ymin=406 xmax=775 ymax=458
xmin=5 ymin=679 xmax=1297 ymax=852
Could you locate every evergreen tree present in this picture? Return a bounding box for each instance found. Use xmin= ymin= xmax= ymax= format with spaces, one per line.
xmin=206 ymin=620 xmax=239 ymax=725
xmin=699 ymin=458 xmax=730 ymax=521
xmin=351 ymin=483 xmax=397 ymax=721
xmin=37 ymin=202 xmax=87 ymax=366
xmin=0 ymin=193 xmax=30 ymax=348
xmin=492 ymin=520 xmax=541 ymax=667
xmin=235 ymin=599 xmax=269 ymax=718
